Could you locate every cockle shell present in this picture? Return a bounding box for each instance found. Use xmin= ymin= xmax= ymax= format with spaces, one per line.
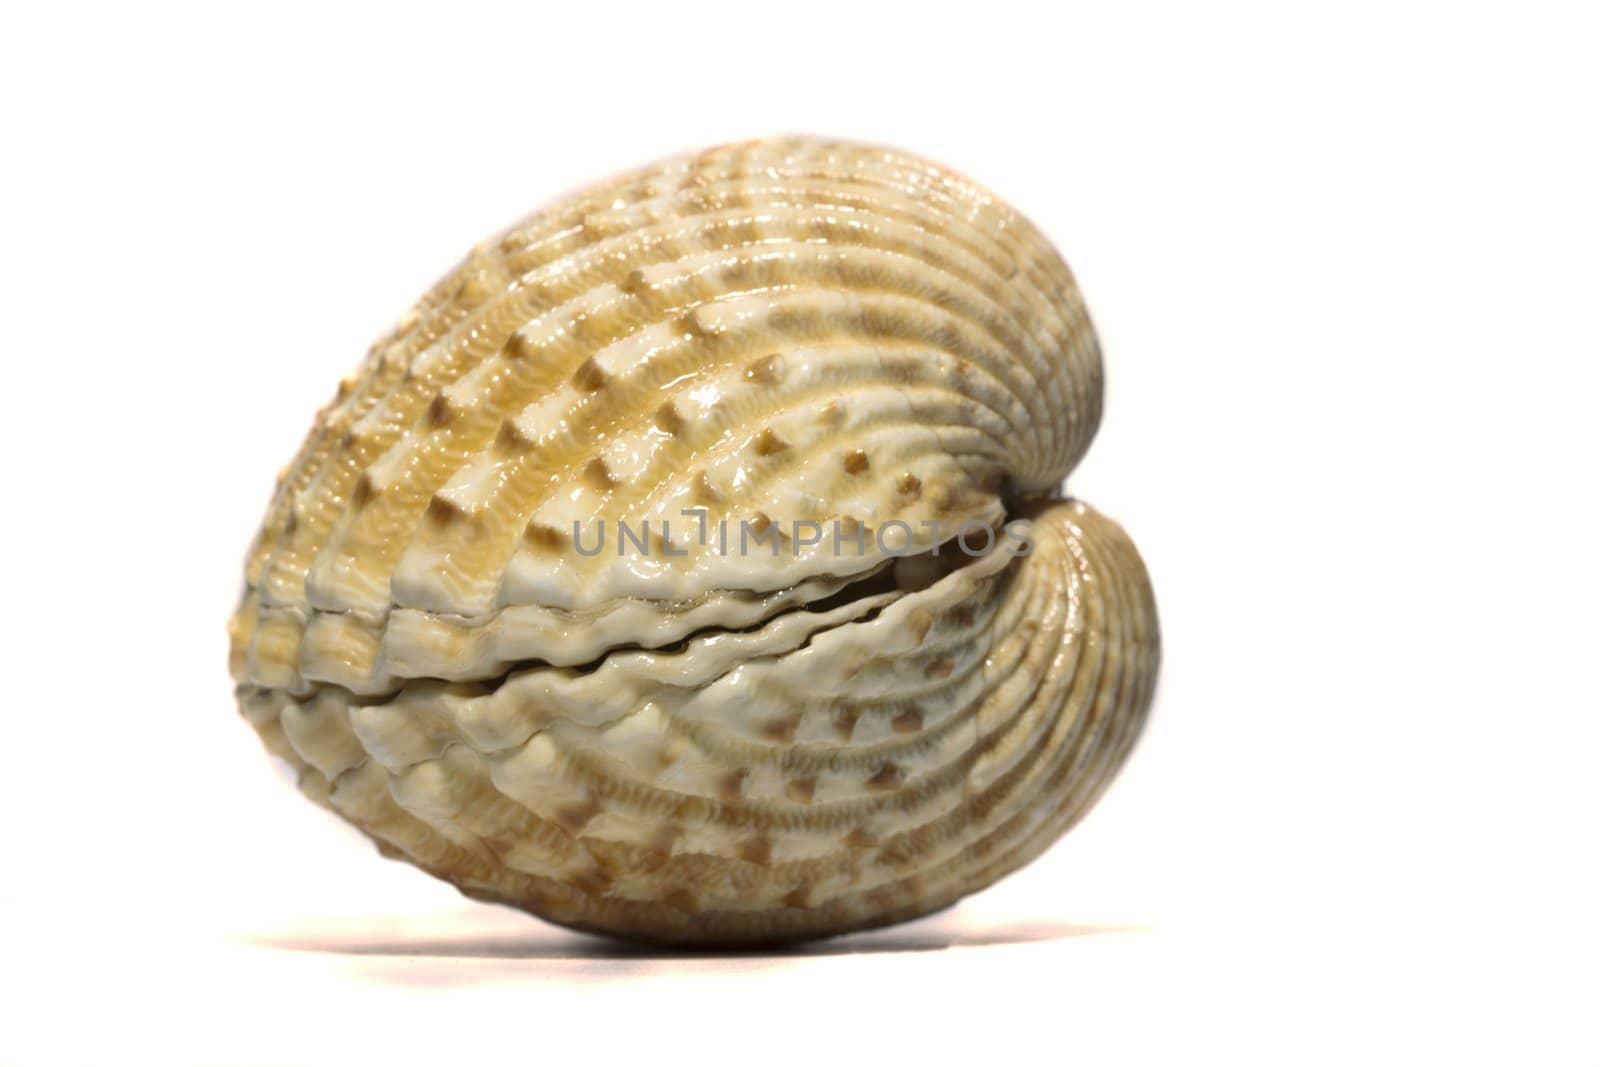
xmin=229 ymin=136 xmax=1160 ymax=944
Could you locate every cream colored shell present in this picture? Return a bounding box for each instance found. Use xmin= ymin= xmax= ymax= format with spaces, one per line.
xmin=230 ymin=136 xmax=1159 ymax=944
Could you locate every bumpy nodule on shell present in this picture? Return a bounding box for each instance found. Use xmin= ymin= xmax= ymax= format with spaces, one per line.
xmin=230 ymin=136 xmax=1159 ymax=944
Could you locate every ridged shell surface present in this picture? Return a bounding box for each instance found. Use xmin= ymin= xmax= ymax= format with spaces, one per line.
xmin=230 ymin=136 xmax=1159 ymax=944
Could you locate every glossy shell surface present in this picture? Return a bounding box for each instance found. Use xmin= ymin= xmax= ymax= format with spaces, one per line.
xmin=230 ymin=136 xmax=1159 ymax=944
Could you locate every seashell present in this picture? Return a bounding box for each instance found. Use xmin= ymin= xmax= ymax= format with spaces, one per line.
xmin=230 ymin=136 xmax=1160 ymax=944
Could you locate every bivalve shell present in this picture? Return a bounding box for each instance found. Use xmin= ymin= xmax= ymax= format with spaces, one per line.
xmin=230 ymin=136 xmax=1159 ymax=944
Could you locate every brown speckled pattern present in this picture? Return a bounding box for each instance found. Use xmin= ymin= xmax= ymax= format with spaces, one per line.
xmin=231 ymin=137 xmax=1159 ymax=945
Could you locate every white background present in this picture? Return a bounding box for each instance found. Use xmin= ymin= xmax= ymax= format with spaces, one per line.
xmin=2 ymin=2 xmax=1596 ymax=1063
